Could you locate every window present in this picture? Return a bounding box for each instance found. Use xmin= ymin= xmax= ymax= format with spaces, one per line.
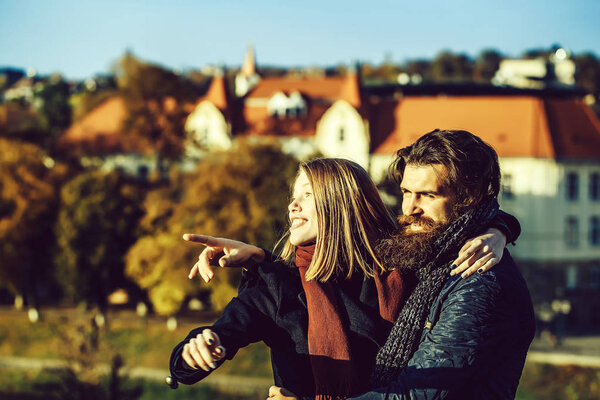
xmin=267 ymin=92 xmax=306 ymax=119
xmin=566 ymin=172 xmax=578 ymax=201
xmin=590 ymin=173 xmax=600 ymax=201
xmin=591 ymin=216 xmax=600 ymax=246
xmin=590 ymin=267 xmax=600 ymax=290
xmin=566 ymin=265 xmax=578 ymax=290
xmin=501 ymin=173 xmax=514 ymax=199
xmin=565 ymin=216 xmax=579 ymax=247
xmin=339 ymin=127 xmax=345 ymax=142
xmin=202 ymin=127 xmax=209 ymax=145
xmin=137 ymin=165 xmax=149 ymax=181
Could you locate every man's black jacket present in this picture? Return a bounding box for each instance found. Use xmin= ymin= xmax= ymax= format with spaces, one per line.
xmin=349 ymin=250 xmax=535 ymax=400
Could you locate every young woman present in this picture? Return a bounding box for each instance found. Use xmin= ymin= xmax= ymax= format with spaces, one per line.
xmin=169 ymin=158 xmax=517 ymax=399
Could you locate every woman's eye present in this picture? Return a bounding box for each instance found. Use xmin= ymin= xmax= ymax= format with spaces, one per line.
xmin=305 ymin=192 xmax=312 ymax=197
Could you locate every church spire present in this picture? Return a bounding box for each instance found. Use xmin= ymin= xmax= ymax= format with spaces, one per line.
xmin=339 ymin=64 xmax=362 ymax=108
xmin=236 ymin=45 xmax=260 ymax=97
xmin=205 ymin=69 xmax=229 ymax=110
xmin=241 ymin=44 xmax=256 ymax=78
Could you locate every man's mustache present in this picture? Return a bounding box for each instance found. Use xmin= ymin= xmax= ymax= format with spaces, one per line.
xmin=397 ymin=214 xmax=437 ymax=230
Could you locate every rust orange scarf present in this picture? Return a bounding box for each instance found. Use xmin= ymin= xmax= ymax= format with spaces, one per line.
xmin=296 ymin=244 xmax=406 ymax=399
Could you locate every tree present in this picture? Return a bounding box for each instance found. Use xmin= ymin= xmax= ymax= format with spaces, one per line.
xmin=404 ymin=59 xmax=431 ymax=83
xmin=0 ymin=101 xmax=47 ymax=144
xmin=574 ymin=53 xmax=600 ymax=96
xmin=125 ymin=141 xmax=299 ymax=315
xmin=114 ymin=52 xmax=199 ymax=170
xmin=54 ymin=169 xmax=145 ymax=316
xmin=0 ymin=138 xmax=68 ymax=311
xmin=36 ymin=74 xmax=72 ymax=137
xmin=474 ymin=49 xmax=503 ymax=82
xmin=430 ymin=51 xmax=473 ymax=82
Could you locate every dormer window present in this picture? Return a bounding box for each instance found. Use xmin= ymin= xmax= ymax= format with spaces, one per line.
xmin=267 ymin=91 xmax=307 ymax=119
xmin=339 ymin=127 xmax=345 ymax=142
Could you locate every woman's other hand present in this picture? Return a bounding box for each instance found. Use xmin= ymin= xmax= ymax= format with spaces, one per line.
xmin=181 ymin=329 xmax=226 ymax=371
xmin=183 ymin=234 xmax=265 ymax=283
xmin=451 ymin=227 xmax=507 ymax=279
xmin=267 ymin=386 xmax=298 ymax=400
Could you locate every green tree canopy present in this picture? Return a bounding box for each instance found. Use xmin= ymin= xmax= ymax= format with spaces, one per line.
xmin=114 ymin=52 xmax=200 ymax=166
xmin=126 ymin=141 xmax=299 ymax=315
xmin=574 ymin=53 xmax=600 ymax=97
xmin=474 ymin=49 xmax=503 ymax=82
xmin=36 ymin=74 xmax=72 ymax=136
xmin=55 ymin=169 xmax=145 ymax=311
xmin=430 ymin=50 xmax=473 ymax=82
xmin=0 ymin=138 xmax=67 ymax=306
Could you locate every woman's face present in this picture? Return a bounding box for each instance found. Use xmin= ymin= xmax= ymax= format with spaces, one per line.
xmin=288 ymin=171 xmax=318 ymax=246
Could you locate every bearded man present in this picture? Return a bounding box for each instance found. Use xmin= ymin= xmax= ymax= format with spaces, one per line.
xmin=348 ymin=129 xmax=535 ymax=400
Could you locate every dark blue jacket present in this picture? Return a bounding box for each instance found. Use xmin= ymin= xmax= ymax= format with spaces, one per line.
xmin=169 ymin=260 xmax=387 ymax=398
xmin=349 ymin=250 xmax=535 ymax=400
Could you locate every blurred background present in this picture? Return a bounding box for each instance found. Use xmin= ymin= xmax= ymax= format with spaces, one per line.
xmin=1 ymin=0 xmax=600 ymax=399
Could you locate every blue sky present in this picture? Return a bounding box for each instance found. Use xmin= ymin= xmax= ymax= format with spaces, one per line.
xmin=1 ymin=0 xmax=599 ymax=80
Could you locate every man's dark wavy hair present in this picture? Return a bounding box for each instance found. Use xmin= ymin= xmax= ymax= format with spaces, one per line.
xmin=389 ymin=129 xmax=501 ymax=212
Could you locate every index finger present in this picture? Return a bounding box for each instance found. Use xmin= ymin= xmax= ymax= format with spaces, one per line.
xmin=183 ymin=234 xmax=219 ymax=246
xmin=452 ymin=242 xmax=477 ymax=269
xmin=202 ymin=329 xmax=221 ymax=347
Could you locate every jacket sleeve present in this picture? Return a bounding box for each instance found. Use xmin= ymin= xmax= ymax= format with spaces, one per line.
xmin=489 ymin=210 xmax=521 ymax=244
xmin=348 ymin=267 xmax=521 ymax=400
xmin=169 ymin=268 xmax=279 ymax=385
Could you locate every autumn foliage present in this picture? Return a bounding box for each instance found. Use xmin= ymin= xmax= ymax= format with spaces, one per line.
xmin=54 ymin=169 xmax=145 ymax=311
xmin=0 ymin=138 xmax=68 ymax=305
xmin=125 ymin=140 xmax=298 ymax=315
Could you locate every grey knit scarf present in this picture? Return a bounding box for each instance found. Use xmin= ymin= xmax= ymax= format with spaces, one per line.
xmin=371 ymin=198 xmax=499 ymax=387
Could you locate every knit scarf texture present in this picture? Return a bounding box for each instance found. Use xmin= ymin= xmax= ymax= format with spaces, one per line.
xmin=371 ymin=198 xmax=499 ymax=387
xmin=296 ymin=244 xmax=406 ymax=399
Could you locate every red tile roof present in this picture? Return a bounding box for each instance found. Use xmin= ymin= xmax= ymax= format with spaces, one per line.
xmin=202 ymin=75 xmax=229 ymax=110
xmin=246 ymin=76 xmax=345 ymax=100
xmin=241 ymin=102 xmax=329 ymax=138
xmin=59 ymin=96 xmax=151 ymax=154
xmin=543 ymin=99 xmax=600 ymax=159
xmin=372 ymin=96 xmax=600 ymax=159
xmin=60 ymin=96 xmax=127 ymax=152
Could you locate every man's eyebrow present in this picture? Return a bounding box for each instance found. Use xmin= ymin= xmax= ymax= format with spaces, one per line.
xmin=400 ymin=186 xmax=440 ymax=195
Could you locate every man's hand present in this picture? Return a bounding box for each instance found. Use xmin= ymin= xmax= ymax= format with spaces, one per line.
xmin=451 ymin=227 xmax=507 ymax=279
xmin=267 ymin=386 xmax=298 ymax=400
xmin=181 ymin=329 xmax=226 ymax=371
xmin=183 ymin=234 xmax=266 ymax=283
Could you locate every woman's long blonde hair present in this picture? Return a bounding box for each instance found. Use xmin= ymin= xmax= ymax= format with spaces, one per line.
xmin=278 ymin=158 xmax=396 ymax=282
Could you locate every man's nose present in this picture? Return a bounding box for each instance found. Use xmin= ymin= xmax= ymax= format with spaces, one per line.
xmin=403 ymin=196 xmax=422 ymax=216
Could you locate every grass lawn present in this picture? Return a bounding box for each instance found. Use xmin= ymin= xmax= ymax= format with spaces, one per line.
xmin=1 ymin=307 xmax=599 ymax=399
xmin=0 ymin=367 xmax=263 ymax=400
xmin=0 ymin=307 xmax=273 ymax=378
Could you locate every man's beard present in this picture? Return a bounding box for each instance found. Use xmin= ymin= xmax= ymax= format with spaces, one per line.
xmin=376 ymin=215 xmax=450 ymax=273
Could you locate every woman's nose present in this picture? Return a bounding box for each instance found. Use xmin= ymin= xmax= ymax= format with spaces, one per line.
xmin=288 ymin=199 xmax=300 ymax=212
